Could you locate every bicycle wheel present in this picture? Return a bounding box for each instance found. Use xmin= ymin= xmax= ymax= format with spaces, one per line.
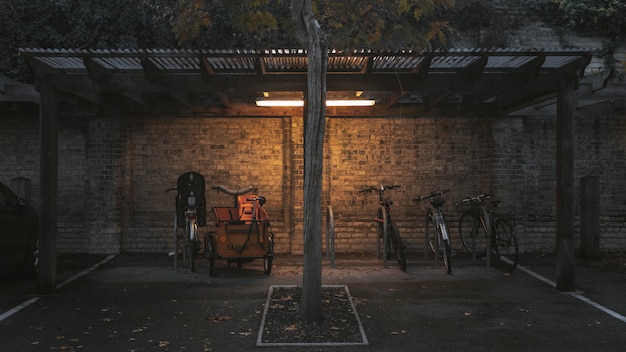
xmin=205 ymin=232 xmax=216 ymax=276
xmin=187 ymin=221 xmax=198 ymax=272
xmin=263 ymin=233 xmax=274 ymax=275
xmin=439 ymin=223 xmax=452 ymax=275
xmin=376 ymin=207 xmax=394 ymax=264
xmin=390 ymin=221 xmax=406 ymax=271
xmin=376 ymin=207 xmax=385 ymax=257
xmin=459 ymin=211 xmax=487 ymax=257
xmin=493 ymin=218 xmax=518 ymax=271
xmin=425 ymin=210 xmax=437 ymax=255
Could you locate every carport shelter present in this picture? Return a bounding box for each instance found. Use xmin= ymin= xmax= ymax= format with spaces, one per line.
xmin=16 ymin=48 xmax=592 ymax=293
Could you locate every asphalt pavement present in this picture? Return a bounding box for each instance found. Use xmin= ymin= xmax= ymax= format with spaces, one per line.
xmin=1 ymin=251 xmax=625 ymax=351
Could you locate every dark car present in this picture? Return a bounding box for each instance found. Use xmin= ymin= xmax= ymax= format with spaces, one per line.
xmin=0 ymin=181 xmax=39 ymax=277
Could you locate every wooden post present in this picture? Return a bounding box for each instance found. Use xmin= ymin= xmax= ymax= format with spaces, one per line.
xmin=556 ymin=79 xmax=576 ymax=292
xmin=38 ymin=82 xmax=59 ymax=294
xmin=580 ymin=176 xmax=600 ymax=259
xmin=292 ymin=0 xmax=328 ymax=322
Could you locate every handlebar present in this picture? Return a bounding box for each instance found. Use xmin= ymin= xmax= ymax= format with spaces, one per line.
xmin=358 ymin=184 xmax=400 ymax=193
xmin=211 ymin=185 xmax=257 ymax=196
xmin=413 ymin=189 xmax=450 ymax=203
xmin=455 ymin=194 xmax=490 ymax=207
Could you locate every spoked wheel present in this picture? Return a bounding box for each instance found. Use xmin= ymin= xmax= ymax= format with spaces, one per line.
xmin=493 ymin=219 xmax=518 ymax=271
xmin=459 ymin=211 xmax=487 ymax=257
xmin=390 ymin=221 xmax=406 ymax=271
xmin=205 ymin=232 xmax=216 ymax=276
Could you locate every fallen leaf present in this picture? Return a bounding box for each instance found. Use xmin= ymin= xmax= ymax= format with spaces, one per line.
xmin=284 ymin=324 xmax=298 ymax=331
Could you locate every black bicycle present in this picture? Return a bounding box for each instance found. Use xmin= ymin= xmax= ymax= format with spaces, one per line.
xmin=166 ymin=171 xmax=207 ymax=272
xmin=456 ymin=194 xmax=518 ymax=271
xmin=359 ymin=184 xmax=406 ymax=271
xmin=415 ymin=189 xmax=452 ymax=274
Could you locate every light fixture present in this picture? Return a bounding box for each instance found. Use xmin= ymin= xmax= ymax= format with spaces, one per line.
xmin=255 ymin=99 xmax=375 ymax=107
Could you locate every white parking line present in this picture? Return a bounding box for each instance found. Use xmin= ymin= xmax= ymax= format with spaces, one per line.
xmin=516 ymin=263 xmax=626 ymax=324
xmin=0 ymin=254 xmax=116 ymax=323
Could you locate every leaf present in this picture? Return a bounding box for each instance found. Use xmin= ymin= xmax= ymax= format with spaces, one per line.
xmin=284 ymin=324 xmax=299 ymax=331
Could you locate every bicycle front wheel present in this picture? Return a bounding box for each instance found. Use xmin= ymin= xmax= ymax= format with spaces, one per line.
xmin=426 ymin=210 xmax=437 ymax=255
xmin=390 ymin=221 xmax=407 ymax=271
xmin=440 ymin=224 xmax=452 ymax=275
xmin=493 ymin=218 xmax=518 ymax=271
xmin=459 ymin=211 xmax=487 ymax=257
xmin=186 ymin=221 xmax=198 ymax=272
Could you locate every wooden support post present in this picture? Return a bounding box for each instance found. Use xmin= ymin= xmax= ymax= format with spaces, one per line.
xmin=38 ymin=82 xmax=59 ymax=294
xmin=580 ymin=176 xmax=601 ymax=259
xmin=556 ymin=79 xmax=576 ymax=292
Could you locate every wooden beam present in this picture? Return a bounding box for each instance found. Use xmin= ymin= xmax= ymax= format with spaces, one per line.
xmin=83 ymin=57 xmax=113 ymax=84
xmin=556 ymin=78 xmax=576 ymax=292
xmin=426 ymin=89 xmax=454 ymax=110
xmin=38 ymin=81 xmax=59 ymax=294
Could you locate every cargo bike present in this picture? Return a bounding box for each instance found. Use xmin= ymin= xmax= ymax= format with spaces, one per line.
xmin=205 ymin=185 xmax=275 ymax=276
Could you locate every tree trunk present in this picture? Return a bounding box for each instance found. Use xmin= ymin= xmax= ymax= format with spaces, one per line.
xmin=291 ymin=0 xmax=327 ymax=322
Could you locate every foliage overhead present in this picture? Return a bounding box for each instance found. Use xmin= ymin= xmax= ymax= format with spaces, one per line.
xmin=522 ymin=0 xmax=626 ymax=74
xmin=173 ymin=0 xmax=455 ymax=49
xmin=522 ymin=0 xmax=626 ymax=38
xmin=0 ymin=0 xmax=178 ymax=80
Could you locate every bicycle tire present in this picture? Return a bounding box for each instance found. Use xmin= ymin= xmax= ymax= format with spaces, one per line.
xmin=377 ymin=207 xmax=393 ymax=264
xmin=187 ymin=221 xmax=197 ymax=272
xmin=205 ymin=232 xmax=216 ymax=276
xmin=459 ymin=211 xmax=487 ymax=257
xmin=493 ymin=218 xmax=518 ymax=271
xmin=426 ymin=210 xmax=437 ymax=255
xmin=390 ymin=221 xmax=407 ymax=271
xmin=440 ymin=223 xmax=452 ymax=275
xmin=376 ymin=207 xmax=385 ymax=239
xmin=264 ymin=233 xmax=274 ymax=275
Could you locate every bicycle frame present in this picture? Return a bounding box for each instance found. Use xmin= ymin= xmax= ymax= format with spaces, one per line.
xmin=166 ymin=171 xmax=206 ymax=272
xmin=207 ymin=185 xmax=275 ymax=276
xmin=456 ymin=194 xmax=518 ymax=271
xmin=415 ymin=189 xmax=452 ymax=274
xmin=359 ymin=184 xmax=406 ymax=271
xmin=184 ymin=208 xmax=198 ymax=242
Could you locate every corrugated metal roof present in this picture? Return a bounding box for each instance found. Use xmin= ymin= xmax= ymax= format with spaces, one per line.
xmin=17 ymin=47 xmax=594 ymax=115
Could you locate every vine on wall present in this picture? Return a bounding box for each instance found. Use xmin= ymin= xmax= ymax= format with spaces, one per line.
xmin=521 ymin=0 xmax=626 ymax=76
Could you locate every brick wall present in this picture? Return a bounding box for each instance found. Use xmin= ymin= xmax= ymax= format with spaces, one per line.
xmin=2 ymin=105 xmax=626 ymax=255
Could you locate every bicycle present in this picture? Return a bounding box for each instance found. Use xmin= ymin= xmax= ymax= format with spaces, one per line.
xmin=359 ymin=184 xmax=406 ymax=271
xmin=456 ymin=194 xmax=519 ymax=271
xmin=207 ymin=185 xmax=275 ymax=276
xmin=414 ymin=189 xmax=452 ymax=274
xmin=166 ymin=171 xmax=206 ymax=273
